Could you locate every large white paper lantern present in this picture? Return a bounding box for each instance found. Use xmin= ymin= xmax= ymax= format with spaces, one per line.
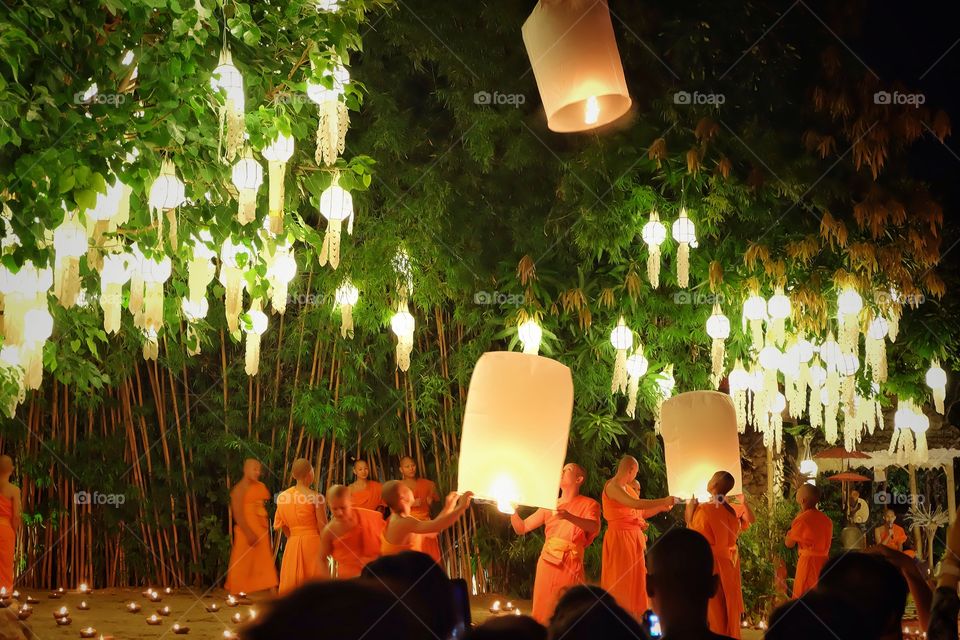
xmin=261 ymin=133 xmax=295 ymax=235
xmin=231 ymin=151 xmax=263 ymax=225
xmin=926 ymin=361 xmax=947 ymax=414
xmin=641 ymin=211 xmax=666 ymax=288
xmin=318 ymin=183 xmax=354 ymax=269
xmin=244 ymin=301 xmax=269 ymax=376
xmin=671 ymin=208 xmax=695 ymax=288
xmin=266 ymin=244 xmax=296 ymax=314
xmin=52 ymin=216 xmax=87 ymax=308
xmin=210 ymin=48 xmax=246 ymax=161
xmin=521 ymin=0 xmax=631 ymax=132
xmin=100 ymin=253 xmax=132 ymax=334
xmin=609 ymin=316 xmax=632 ymax=395
xmin=457 ymin=351 xmax=573 ymax=511
xmin=661 ymin=390 xmax=743 ymax=501
xmin=391 ymin=301 xmax=415 ymax=371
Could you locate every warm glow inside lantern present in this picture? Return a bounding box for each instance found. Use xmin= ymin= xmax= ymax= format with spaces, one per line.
xmin=661 ymin=391 xmax=743 ymax=501
xmin=521 ymin=0 xmax=631 ymax=132
xmin=457 ymin=352 xmax=573 ymax=511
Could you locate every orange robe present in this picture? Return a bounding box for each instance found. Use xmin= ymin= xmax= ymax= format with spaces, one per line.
xmin=730 ymin=502 xmax=752 ymax=610
xmin=332 ymin=508 xmax=385 ymax=578
xmin=600 ymin=486 xmax=650 ymax=619
xmin=878 ymin=524 xmax=909 ymax=553
xmin=531 ymin=495 xmax=600 ymax=624
xmin=408 ymin=478 xmax=441 ymax=563
xmin=787 ymin=508 xmax=833 ymax=599
xmin=350 ymin=481 xmax=384 ymax=511
xmin=380 ymin=515 xmax=425 ymax=556
xmin=273 ymin=488 xmax=323 ymax=594
xmin=225 ymin=481 xmax=279 ymax=594
xmin=691 ymin=502 xmax=743 ymax=639
xmin=0 ymin=496 xmax=14 ymax=591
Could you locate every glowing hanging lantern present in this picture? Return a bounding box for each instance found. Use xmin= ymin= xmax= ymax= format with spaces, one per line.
xmin=148 ymin=159 xmax=186 ymax=248
xmin=609 ymin=316 xmax=632 ymax=395
xmin=819 ymin=333 xmax=842 ymax=370
xmin=911 ymin=408 xmax=930 ymax=463
xmin=766 ymin=287 xmax=791 ymax=345
xmin=181 ymin=297 xmax=209 ymax=356
xmin=671 ymin=208 xmax=695 ymax=289
xmin=391 ymin=301 xmax=415 ymax=372
xmin=742 ymin=293 xmax=767 ymax=351
xmin=219 ymin=238 xmax=251 ymax=333
xmin=521 ymin=0 xmax=631 ymax=132
xmin=624 ymin=345 xmax=649 ymax=419
xmin=316 ymin=0 xmax=340 ymax=11
xmin=140 ymin=254 xmax=171 ymax=332
xmin=266 ymin=244 xmax=296 ymax=314
xmin=759 ymin=345 xmax=782 ymax=371
xmin=836 ymin=352 xmax=860 ymax=377
xmin=0 ymin=262 xmax=53 ymax=348
xmin=210 ymin=48 xmax=246 ymax=162
xmin=890 ymin=399 xmax=918 ymax=464
xmin=100 ymin=253 xmax=132 ymax=334
xmin=231 ymin=150 xmax=263 ymax=225
xmin=307 ymin=62 xmax=350 ymax=166
xmin=661 ymin=391 xmax=743 ymax=501
xmin=517 ymin=318 xmax=543 ymax=355
xmin=52 ymin=216 xmax=87 ymax=308
xmin=728 ymin=360 xmax=750 ymax=433
xmin=22 ymin=306 xmax=53 ymax=390
xmin=865 ymin=315 xmax=889 ymax=384
xmin=641 ymin=211 xmax=667 ymax=288
xmin=187 ymin=232 xmax=217 ymax=305
xmin=926 ymin=361 xmax=947 ymax=414
xmin=87 ymin=179 xmax=131 ymax=269
xmin=142 ymin=328 xmax=159 ymax=361
xmin=244 ymin=300 xmax=269 ymax=376
xmin=318 ymin=182 xmax=354 ymax=269
xmin=837 ymin=287 xmax=863 ymax=354
xmin=261 ymin=133 xmax=295 ymax=235
xmin=334 ymin=280 xmax=359 ymax=339
xmin=705 ymin=303 xmax=730 ymax=388
xmin=456 ymin=351 xmax=573 ymax=511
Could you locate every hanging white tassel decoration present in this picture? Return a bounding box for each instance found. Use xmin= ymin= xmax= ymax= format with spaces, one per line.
xmin=148 ymin=159 xmax=186 ymax=249
xmin=188 ymin=232 xmax=217 ymax=305
xmin=837 ymin=287 xmax=863 ymax=355
xmin=318 ymin=180 xmax=354 ymax=269
xmin=335 ymin=280 xmax=360 ymax=339
xmin=219 ymin=238 xmax=251 ymax=334
xmin=866 ymin=314 xmax=889 ymax=383
xmin=181 ymin=297 xmax=209 ymax=357
xmin=770 ymin=392 xmax=786 ymax=453
xmin=517 ymin=318 xmax=543 ymax=355
xmin=641 ymin=211 xmax=666 ymax=288
xmin=231 ymin=149 xmax=263 ymax=225
xmin=926 ymin=361 xmax=947 ymax=414
xmin=142 ymin=328 xmax=159 ymax=361
xmin=127 ymin=246 xmax=145 ymax=328
xmin=261 ymin=133 xmax=295 ymax=235
xmin=728 ymin=360 xmax=749 ymax=433
xmin=244 ymin=300 xmax=269 ymax=376
xmin=100 ymin=253 xmax=132 ymax=334
xmin=307 ymin=62 xmax=350 ymax=166
xmin=266 ymin=244 xmax=297 ymax=314
xmin=210 ymin=48 xmax=246 ymax=162
xmin=671 ymin=207 xmax=695 ymax=289
xmin=705 ymin=303 xmax=729 ymax=389
xmin=140 ymin=254 xmax=172 ymax=333
xmin=624 ymin=346 xmax=648 ymax=419
xmin=742 ymin=293 xmax=767 ymax=352
xmin=766 ymin=287 xmax=791 ymax=346
xmin=52 ymin=215 xmax=87 ymax=308
xmin=609 ymin=316 xmax=632 ymax=395
xmin=391 ymin=301 xmax=415 ymax=371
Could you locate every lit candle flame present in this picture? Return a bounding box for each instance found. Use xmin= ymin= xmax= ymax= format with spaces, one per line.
xmin=584 ymin=96 xmax=600 ymax=125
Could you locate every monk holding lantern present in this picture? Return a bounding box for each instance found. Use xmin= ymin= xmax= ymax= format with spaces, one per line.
xmin=380 ymin=480 xmax=472 ymax=557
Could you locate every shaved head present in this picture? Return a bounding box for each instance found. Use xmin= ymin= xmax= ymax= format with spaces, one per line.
xmin=797 ymin=484 xmax=820 ymax=508
xmin=399 ymin=456 xmax=415 ymax=465
xmin=382 ymin=480 xmax=403 ymax=510
xmin=708 ymin=471 xmax=735 ymax=496
xmin=326 ymin=484 xmax=350 ymax=503
xmin=291 ymin=458 xmax=312 ymax=481
xmin=569 ymin=463 xmax=586 ymax=480
xmin=618 ymin=455 xmax=638 ymax=473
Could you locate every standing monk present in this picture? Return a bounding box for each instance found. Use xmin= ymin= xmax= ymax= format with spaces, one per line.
xmin=399 ymin=456 xmax=441 ymax=562
xmin=511 ymin=463 xmax=600 ymax=625
xmin=349 ymin=459 xmax=384 ymax=511
xmin=600 ymin=455 xmax=678 ymax=619
xmin=273 ymin=458 xmax=326 ymax=594
xmin=685 ymin=470 xmax=743 ymax=639
xmin=875 ymin=508 xmax=909 ymax=552
xmin=319 ymin=485 xmax=384 ymax=578
xmin=0 ymin=456 xmax=20 ymax=591
xmin=225 ymin=459 xmax=279 ymax=594
xmin=785 ymin=484 xmax=833 ymax=598
xmin=380 ymin=480 xmax=472 ymax=557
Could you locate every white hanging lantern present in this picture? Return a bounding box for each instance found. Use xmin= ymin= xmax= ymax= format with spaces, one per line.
xmin=517 ymin=318 xmax=543 ymax=355
xmin=705 ymin=303 xmax=729 ymax=388
xmin=87 ymin=179 xmax=131 ymax=269
xmin=926 ymin=361 xmax=947 ymax=414
xmin=187 ymin=232 xmax=217 ymax=305
xmin=219 ymin=238 xmax=251 ymax=333
xmin=244 ymin=300 xmax=269 ymax=376
xmin=890 ymin=399 xmax=918 ymax=464
xmin=837 ymin=287 xmax=863 ymax=354
xmin=148 ymin=159 xmax=186 ymax=248
xmin=231 ymin=150 xmax=263 ymax=225
xmin=334 ymin=280 xmax=359 ymax=339
xmin=769 ymin=391 xmax=786 ymax=452
xmin=21 ymin=306 xmax=53 ymax=390
xmin=758 ymin=345 xmax=782 ymax=371
xmin=641 ymin=211 xmax=666 ymax=288
xmin=819 ymin=333 xmax=842 ymax=370
xmin=142 ymin=328 xmax=159 ymax=361
xmin=799 ymin=459 xmax=818 ymax=485
xmin=391 ymin=301 xmax=415 ymax=372
xmin=609 ymin=316 xmax=632 ymax=395
xmin=267 ymin=244 xmax=296 ymax=314
xmin=316 ymin=0 xmax=340 ymax=11
xmin=261 ymin=133 xmax=295 ymax=235
xmin=318 ymin=182 xmax=354 ymax=269
xmin=52 ymin=216 xmax=87 ymax=308
xmin=181 ymin=297 xmax=209 ymax=356
xmin=728 ymin=360 xmax=750 ymax=433
xmin=100 ymin=253 xmax=132 ymax=334
xmin=210 ymin=48 xmax=246 ymax=162
xmin=866 ymin=315 xmax=889 ymax=384
xmin=307 ymin=62 xmax=350 ymax=166
xmin=140 ymin=254 xmax=171 ymax=332
xmin=911 ymin=408 xmax=930 ymax=464
xmin=742 ymin=293 xmax=767 ymax=351
xmin=624 ymin=345 xmax=648 ymax=419
xmin=521 ymin=0 xmax=631 ymax=132
xmin=766 ymin=287 xmax=791 ymax=345
xmin=671 ymin=208 xmax=695 ymax=289
xmin=0 ymin=262 xmax=52 ymax=348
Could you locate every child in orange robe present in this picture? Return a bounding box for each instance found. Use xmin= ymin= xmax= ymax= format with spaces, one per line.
xmin=399 ymin=456 xmax=441 ymax=562
xmin=785 ymin=483 xmax=833 ymax=598
xmin=380 ymin=480 xmax=471 ymax=558
xmin=319 ymin=485 xmax=384 ymax=578
xmin=685 ymin=470 xmax=743 ymax=639
xmin=273 ymin=459 xmax=326 ymax=594
xmin=348 ymin=459 xmax=384 ymax=511
xmin=0 ymin=456 xmax=20 ymax=592
xmin=511 ymin=463 xmax=601 ymax=624
xmin=225 ymin=459 xmax=279 ymax=594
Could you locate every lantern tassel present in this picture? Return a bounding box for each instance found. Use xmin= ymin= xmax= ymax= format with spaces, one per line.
xmin=319 ymin=219 xmax=343 ymax=269
xmin=245 ymin=332 xmax=261 ymax=376
xmin=611 ymin=349 xmax=628 ymax=395
xmin=268 ymin=160 xmax=286 ymax=235
xmin=237 ymin=188 xmax=257 ymax=225
xmin=340 ymin=303 xmax=354 ymax=339
xmin=186 ymin=324 xmax=201 ymax=357
xmin=646 ymin=246 xmax=661 ymax=289
xmin=625 ymin=374 xmax=640 ymax=419
xmin=396 ymin=335 xmax=412 ymax=372
xmin=101 ymin=282 xmax=123 ymax=334
xmin=315 ymin=101 xmax=349 ymax=166
xmin=711 ymin=338 xmax=725 ymax=389
xmin=677 ymin=242 xmax=689 ymax=288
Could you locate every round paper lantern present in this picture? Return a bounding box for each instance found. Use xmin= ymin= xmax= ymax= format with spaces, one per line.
xmin=836 ymin=352 xmax=859 ymax=376
xmin=743 ymin=294 xmax=767 ymax=321
xmin=671 ymin=208 xmax=695 ymax=288
xmin=706 ymin=304 xmax=729 ymax=388
xmin=244 ymin=304 xmax=269 ymax=376
xmin=794 ymin=337 xmax=815 ymax=363
xmin=759 ymin=346 xmax=782 ymax=371
xmin=819 ymin=335 xmax=842 ymax=368
xmin=926 ymin=361 xmax=947 ymax=414
xmin=318 ymin=184 xmax=354 ymax=269
xmin=261 ymin=133 xmax=295 ymax=234
xmin=867 ymin=316 xmax=889 ymax=340
xmin=798 ymin=459 xmax=818 ymax=484
xmin=210 ymin=48 xmax=246 ymax=161
xmin=391 ymin=303 xmax=415 ymax=371
xmin=625 ymin=352 xmax=649 ymax=378
xmin=231 ymin=153 xmax=263 ymax=225
xmin=517 ymin=319 xmax=543 ymax=355
xmin=624 ymin=347 xmax=648 ymax=419
xmin=609 ymin=317 xmax=632 ymax=395
xmin=267 ymin=245 xmax=296 ymax=314
xmin=837 ymin=288 xmax=863 ymax=316
xmin=706 ymin=308 xmax=731 ymax=340
xmin=770 ymin=392 xmax=787 ymax=414
xmin=181 ymin=297 xmax=209 ymax=321
xmin=767 ymin=291 xmax=791 ymax=320
xmin=23 ymin=308 xmax=53 ymax=344
xmin=148 ymin=160 xmax=186 ymax=212
xmin=521 ymin=0 xmax=631 ymax=132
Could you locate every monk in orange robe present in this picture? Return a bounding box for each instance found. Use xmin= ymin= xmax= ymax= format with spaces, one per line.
xmin=380 ymin=480 xmax=472 ymax=557
xmin=511 ymin=463 xmax=601 ymax=624
xmin=685 ymin=470 xmax=743 ymax=639
xmin=225 ymin=459 xmax=279 ymax=594
xmin=785 ymin=484 xmax=833 ymax=598
xmin=600 ymin=455 xmax=678 ymax=619
xmin=319 ymin=485 xmax=385 ymax=578
xmin=399 ymin=456 xmax=441 ymax=562
xmin=728 ymin=494 xmax=756 ymax=610
xmin=349 ymin=459 xmax=384 ymax=511
xmin=875 ymin=508 xmax=910 ymax=554
xmin=273 ymin=458 xmax=326 ymax=594
xmin=0 ymin=456 xmax=20 ymax=592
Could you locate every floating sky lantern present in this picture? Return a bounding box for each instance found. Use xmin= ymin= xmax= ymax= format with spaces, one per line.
xmin=457 ymin=351 xmax=573 ymax=512
xmin=521 ymin=0 xmax=631 ymax=132
xmin=307 ymin=62 xmax=350 ymax=166
xmin=391 ymin=301 xmax=415 ymax=372
xmin=231 ymin=150 xmax=263 ymax=225
xmin=609 ymin=316 xmax=632 ymax=395
xmin=210 ymin=48 xmax=246 ymax=162
xmin=671 ymin=208 xmax=695 ymax=288
xmin=261 ymin=133 xmax=295 ymax=235
xmin=318 ymin=181 xmax=354 ymax=269
xmin=641 ymin=211 xmax=666 ymax=288
xmin=517 ymin=318 xmax=543 ymax=356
